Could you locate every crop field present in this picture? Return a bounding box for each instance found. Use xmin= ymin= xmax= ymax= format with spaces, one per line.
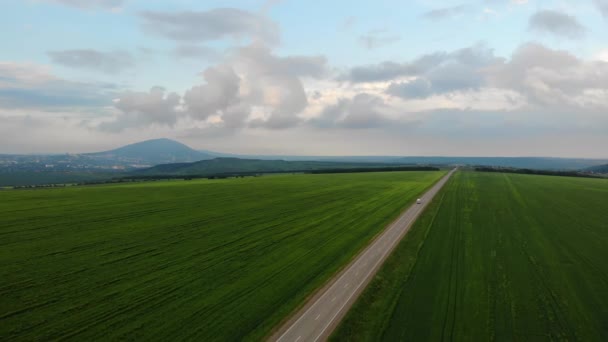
xmin=333 ymin=171 xmax=608 ymax=341
xmin=0 ymin=171 xmax=444 ymax=341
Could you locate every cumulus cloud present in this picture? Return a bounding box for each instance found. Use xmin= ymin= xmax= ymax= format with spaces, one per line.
xmin=231 ymin=44 xmax=327 ymax=129
xmin=310 ymin=93 xmax=393 ymax=129
xmin=358 ymin=30 xmax=401 ymax=49
xmin=39 ymin=0 xmax=126 ymax=10
xmin=48 ymin=49 xmax=134 ymax=74
xmin=422 ymin=5 xmax=468 ymax=20
xmin=342 ymin=41 xmax=608 ymax=113
xmin=0 ymin=61 xmax=115 ymax=109
xmin=98 ymin=43 xmax=328 ymax=132
xmin=236 ymin=44 xmax=327 ymax=79
xmin=340 ymin=60 xmax=424 ymax=84
xmin=164 ymin=43 xmax=317 ymax=133
xmin=140 ymin=8 xmax=279 ymax=45
xmin=340 ymin=61 xmax=409 ymax=83
xmin=99 ymin=87 xmax=180 ymax=132
xmin=484 ymin=43 xmax=608 ymax=109
xmin=384 ymin=44 xmax=501 ymax=99
xmin=339 ymin=48 xmax=488 ymax=83
xmin=183 ymin=65 xmax=241 ymax=121
xmin=528 ymin=10 xmax=585 ymax=39
xmin=327 ymin=41 xmax=608 ymax=139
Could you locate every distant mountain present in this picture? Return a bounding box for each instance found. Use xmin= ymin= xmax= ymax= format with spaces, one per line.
xmin=133 ymin=158 xmax=398 ymax=176
xmin=88 ymin=138 xmax=213 ymax=165
xmin=584 ymin=164 xmax=608 ymax=174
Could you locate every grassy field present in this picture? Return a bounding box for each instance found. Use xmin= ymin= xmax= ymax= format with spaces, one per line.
xmin=333 ymin=171 xmax=608 ymax=341
xmin=0 ymin=171 xmax=443 ymax=341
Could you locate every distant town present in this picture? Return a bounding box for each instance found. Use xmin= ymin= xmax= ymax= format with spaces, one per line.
xmin=0 ymin=154 xmax=148 ymax=172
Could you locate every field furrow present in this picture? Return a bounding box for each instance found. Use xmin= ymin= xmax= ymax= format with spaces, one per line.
xmin=0 ymin=171 xmax=444 ymax=341
xmin=332 ymin=171 xmax=608 ymax=341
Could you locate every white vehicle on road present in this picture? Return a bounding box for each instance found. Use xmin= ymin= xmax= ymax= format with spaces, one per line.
xmin=416 ymin=198 xmax=422 ymax=204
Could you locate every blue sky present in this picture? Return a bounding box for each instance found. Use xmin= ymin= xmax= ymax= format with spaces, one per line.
xmin=0 ymin=0 xmax=607 ymax=157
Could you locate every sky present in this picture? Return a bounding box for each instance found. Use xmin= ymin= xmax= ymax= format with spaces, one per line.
xmin=0 ymin=0 xmax=607 ymax=157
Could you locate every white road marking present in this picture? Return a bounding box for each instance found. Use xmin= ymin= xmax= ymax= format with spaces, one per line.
xmin=295 ymin=336 xmax=301 ymax=342
xmin=315 ymin=314 xmax=321 ymax=320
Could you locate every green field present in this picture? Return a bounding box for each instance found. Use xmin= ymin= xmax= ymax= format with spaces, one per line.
xmin=0 ymin=171 xmax=443 ymax=340
xmin=333 ymin=171 xmax=608 ymax=341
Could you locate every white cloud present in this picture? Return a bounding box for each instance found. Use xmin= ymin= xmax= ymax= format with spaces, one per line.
xmin=99 ymin=87 xmax=181 ymax=132
xmin=485 ymin=43 xmax=608 ymax=110
xmin=0 ymin=61 xmax=115 ymax=109
xmin=48 ymin=49 xmax=134 ymax=74
xmin=140 ymin=9 xmax=280 ymax=45
xmin=309 ymin=93 xmax=396 ymax=129
xmin=96 ymin=42 xmax=328 ymax=132
xmin=528 ymin=10 xmax=586 ymax=39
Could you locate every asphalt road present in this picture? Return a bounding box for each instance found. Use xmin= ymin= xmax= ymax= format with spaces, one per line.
xmin=270 ymin=168 xmax=456 ymax=342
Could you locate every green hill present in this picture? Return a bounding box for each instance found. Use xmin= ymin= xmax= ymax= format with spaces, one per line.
xmin=132 ymin=158 xmax=412 ymax=176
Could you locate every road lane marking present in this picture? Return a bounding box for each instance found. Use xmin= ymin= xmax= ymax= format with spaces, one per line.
xmin=315 ymin=314 xmax=321 ymax=320
xmin=344 ymin=283 xmax=349 ymax=289
xmin=332 ymin=296 xmax=336 ymax=302
xmin=295 ymin=336 xmax=301 ymax=342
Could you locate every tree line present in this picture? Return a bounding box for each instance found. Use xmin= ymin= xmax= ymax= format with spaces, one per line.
xmin=474 ymin=167 xmax=599 ymax=179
